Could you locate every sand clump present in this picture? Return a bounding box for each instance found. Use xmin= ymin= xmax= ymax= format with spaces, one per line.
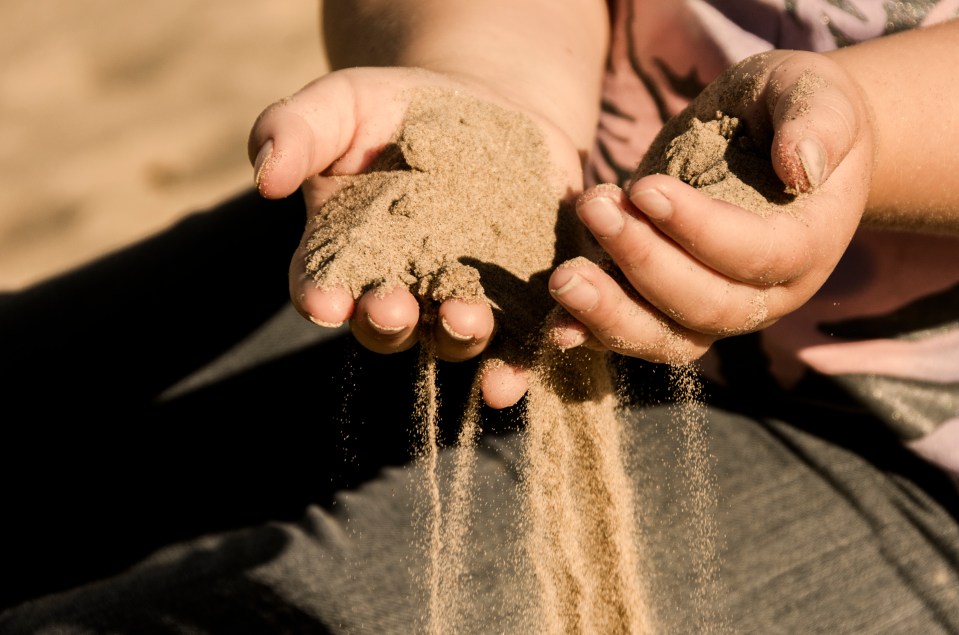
xmin=632 ymin=55 xmax=815 ymax=218
xmin=656 ymin=112 xmax=789 ymax=215
xmin=629 ymin=59 xmax=823 ymax=346
xmin=300 ymin=80 xmax=805 ymax=632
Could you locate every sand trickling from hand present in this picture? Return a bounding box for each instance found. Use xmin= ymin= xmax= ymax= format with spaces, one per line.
xmin=302 ymin=78 xmax=811 ymax=632
xmin=305 ymin=88 xmax=652 ymax=633
xmin=623 ymin=59 xmax=823 ymax=634
xmin=665 ymin=362 xmax=726 ymax=634
xmin=524 ymin=345 xmax=652 ymax=634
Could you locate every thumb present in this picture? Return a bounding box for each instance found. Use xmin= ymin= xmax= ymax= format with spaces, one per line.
xmin=767 ymin=60 xmax=862 ymax=194
xmin=247 ymin=72 xmax=365 ymax=200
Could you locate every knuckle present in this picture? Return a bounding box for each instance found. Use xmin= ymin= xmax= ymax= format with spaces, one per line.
xmin=674 ymin=303 xmax=727 ymax=335
xmin=670 ymin=287 xmax=748 ymax=335
xmin=739 ymin=236 xmax=806 ymax=284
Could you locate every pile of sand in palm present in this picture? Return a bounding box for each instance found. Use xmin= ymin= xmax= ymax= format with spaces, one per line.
xmin=303 ymin=87 xmax=581 ymax=369
xmin=303 ymin=77 xmax=797 ymax=632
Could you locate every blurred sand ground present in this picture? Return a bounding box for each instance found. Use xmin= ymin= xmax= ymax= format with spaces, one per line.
xmin=0 ymin=1 xmax=328 ymax=290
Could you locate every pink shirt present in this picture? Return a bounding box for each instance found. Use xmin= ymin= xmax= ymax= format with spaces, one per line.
xmin=589 ymin=0 xmax=959 ymax=475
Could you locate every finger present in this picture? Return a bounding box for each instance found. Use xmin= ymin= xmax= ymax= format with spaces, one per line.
xmin=548 ymin=258 xmax=713 ymax=363
xmin=480 ymin=359 xmax=530 ymax=410
xmin=350 ymin=287 xmax=421 ymax=354
xmin=620 ymin=176 xmax=815 ymax=285
xmin=248 ymin=69 xmax=409 ymax=199
xmin=543 ymin=305 xmax=607 ymax=351
xmin=766 ymin=56 xmax=861 ymax=193
xmin=432 ymin=299 xmax=495 ymax=362
xmin=577 ymin=186 xmax=786 ymax=335
xmin=290 ymin=246 xmax=355 ymax=326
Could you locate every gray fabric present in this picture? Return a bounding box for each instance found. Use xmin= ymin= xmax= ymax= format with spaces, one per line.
xmin=2 ymin=193 xmax=957 ymax=632
xmin=4 ymin=386 xmax=958 ymax=634
xmin=817 ymin=282 xmax=959 ymax=440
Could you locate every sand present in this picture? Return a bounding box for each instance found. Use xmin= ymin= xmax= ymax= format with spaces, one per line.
xmin=633 ymin=54 xmax=809 ymax=217
xmin=523 ymin=346 xmax=651 ymax=634
xmin=306 ymin=88 xmax=651 ymax=633
xmin=623 ymin=60 xmax=814 ymax=634
xmin=651 ymin=112 xmax=790 ymax=214
xmin=0 ymin=0 xmax=323 ymax=291
xmin=6 ymin=8 xmax=792 ymax=630
xmin=307 ymin=72 xmax=802 ymax=631
xmin=304 ymin=88 xmax=581 ymax=370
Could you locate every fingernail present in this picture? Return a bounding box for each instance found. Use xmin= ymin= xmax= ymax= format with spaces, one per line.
xmin=366 ymin=313 xmax=406 ymax=334
xmin=631 ymin=188 xmax=672 ymax=220
xmin=308 ymin=315 xmax=345 ymax=329
xmin=552 ymin=327 xmax=589 ymax=351
xmin=441 ymin=316 xmax=474 ymax=342
xmin=253 ymin=139 xmax=274 ymax=188
xmin=577 ymin=196 xmax=624 ymax=238
xmin=796 ymin=137 xmax=825 ymax=190
xmin=550 ymin=271 xmax=599 ymax=312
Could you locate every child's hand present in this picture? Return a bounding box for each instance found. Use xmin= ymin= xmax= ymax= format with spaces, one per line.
xmin=547 ymin=50 xmax=875 ymax=363
xmin=248 ymin=67 xmax=585 ymax=407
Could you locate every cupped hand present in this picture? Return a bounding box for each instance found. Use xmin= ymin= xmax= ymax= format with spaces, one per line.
xmin=547 ymin=50 xmax=875 ymax=362
xmin=249 ymin=67 xmax=585 ymax=408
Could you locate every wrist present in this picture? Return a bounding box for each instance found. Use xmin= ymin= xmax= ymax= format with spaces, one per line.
xmin=325 ymin=0 xmax=608 ymax=153
xmin=421 ymin=63 xmax=602 ymax=153
xmin=824 ymin=23 xmax=959 ymax=233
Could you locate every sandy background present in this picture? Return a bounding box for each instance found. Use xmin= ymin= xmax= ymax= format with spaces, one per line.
xmin=0 ymin=1 xmax=328 ymax=290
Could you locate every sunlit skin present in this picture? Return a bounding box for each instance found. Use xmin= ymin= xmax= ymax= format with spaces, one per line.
xmin=249 ymin=2 xmax=959 ymax=408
